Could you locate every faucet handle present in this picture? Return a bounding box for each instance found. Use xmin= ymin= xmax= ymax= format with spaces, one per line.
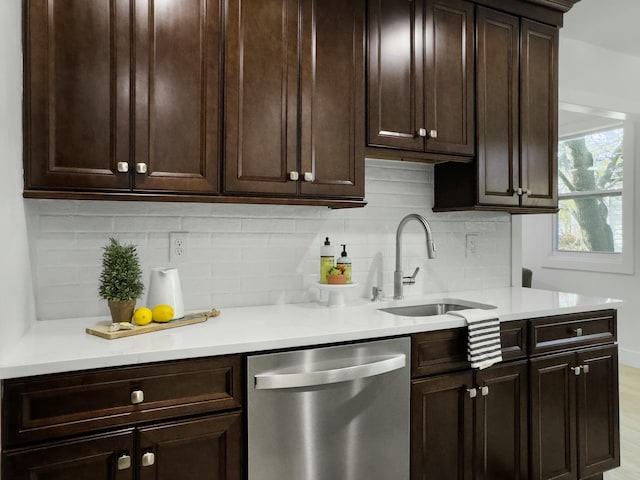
xmin=403 ymin=267 xmax=420 ymax=285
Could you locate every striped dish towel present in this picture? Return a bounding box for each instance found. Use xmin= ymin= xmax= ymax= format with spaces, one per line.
xmin=450 ymin=309 xmax=502 ymax=370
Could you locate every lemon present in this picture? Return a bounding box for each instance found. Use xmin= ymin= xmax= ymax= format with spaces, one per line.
xmin=151 ymin=304 xmax=174 ymax=323
xmin=132 ymin=307 xmax=153 ymax=326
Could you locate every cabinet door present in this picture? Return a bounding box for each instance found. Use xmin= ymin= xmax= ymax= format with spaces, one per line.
xmin=24 ymin=0 xmax=131 ymax=191
xmin=520 ymin=19 xmax=558 ymax=209
xmin=224 ymin=0 xmax=299 ymax=195
xmin=576 ymin=345 xmax=620 ymax=478
xmin=138 ymin=413 xmax=242 ymax=480
xmin=3 ymin=430 xmax=134 ymax=480
xmin=134 ymin=0 xmax=220 ymax=193
xmin=367 ymin=0 xmax=424 ymax=151
xmin=424 ymin=0 xmax=474 ymax=155
xmin=530 ymin=351 xmax=577 ymax=480
xmin=475 ymin=361 xmax=528 ymax=480
xmin=476 ymin=7 xmax=520 ymax=207
xmin=411 ymin=371 xmax=474 ymax=480
xmin=299 ymin=0 xmax=364 ymax=198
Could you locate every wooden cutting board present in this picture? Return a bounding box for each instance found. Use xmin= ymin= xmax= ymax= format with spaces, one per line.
xmin=86 ymin=309 xmax=220 ymax=339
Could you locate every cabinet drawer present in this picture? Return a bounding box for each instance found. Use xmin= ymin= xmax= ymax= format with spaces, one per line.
xmin=2 ymin=355 xmax=242 ymax=447
xmin=529 ymin=310 xmax=616 ymax=356
xmin=411 ymin=320 xmax=527 ymax=377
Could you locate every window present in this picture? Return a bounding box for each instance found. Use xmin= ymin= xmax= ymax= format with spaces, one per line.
xmin=556 ymin=126 xmax=623 ymax=253
xmin=541 ymin=105 xmax=634 ymax=275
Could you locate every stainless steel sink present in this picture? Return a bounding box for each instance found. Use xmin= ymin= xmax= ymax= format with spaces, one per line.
xmin=378 ymin=299 xmax=495 ymax=317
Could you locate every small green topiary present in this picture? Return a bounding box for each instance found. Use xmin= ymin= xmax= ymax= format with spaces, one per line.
xmin=98 ymin=238 xmax=144 ymax=301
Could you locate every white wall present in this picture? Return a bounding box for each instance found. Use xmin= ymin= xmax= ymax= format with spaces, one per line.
xmin=0 ymin=1 xmax=36 ymax=358
xmin=522 ymin=38 xmax=640 ymax=367
xmin=28 ymin=160 xmax=512 ymax=320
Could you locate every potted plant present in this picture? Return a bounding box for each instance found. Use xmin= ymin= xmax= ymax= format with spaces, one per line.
xmin=98 ymin=238 xmax=144 ymax=323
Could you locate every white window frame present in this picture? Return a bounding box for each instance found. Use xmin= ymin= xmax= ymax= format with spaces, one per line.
xmin=542 ymin=107 xmax=635 ymax=275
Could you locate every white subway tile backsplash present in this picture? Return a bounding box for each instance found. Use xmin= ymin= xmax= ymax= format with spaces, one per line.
xmin=40 ymin=215 xmax=115 ymax=233
xmin=241 ymin=218 xmax=295 ymax=233
xmin=146 ymin=202 xmax=212 ymax=216
xmin=28 ymin=159 xmax=512 ymax=320
xmin=182 ymin=216 xmax=242 ymax=232
xmin=115 ymin=216 xmax=181 ymax=232
xmin=37 ymin=266 xmax=78 ymax=285
xmin=78 ymin=200 xmax=150 ymax=216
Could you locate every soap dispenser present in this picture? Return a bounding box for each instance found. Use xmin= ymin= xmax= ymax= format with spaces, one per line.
xmin=320 ymin=237 xmax=334 ymax=284
xmin=336 ymin=244 xmax=352 ymax=284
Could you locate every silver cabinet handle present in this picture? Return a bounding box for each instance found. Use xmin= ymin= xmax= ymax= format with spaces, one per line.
xmin=418 ymin=128 xmax=427 ymax=137
xmin=516 ymin=187 xmax=523 ymax=196
xmin=141 ymin=452 xmax=155 ymax=467
xmin=135 ymin=163 xmax=147 ymax=174
xmin=571 ymin=366 xmax=582 ymax=376
xmin=481 ymin=386 xmax=489 ymax=396
xmin=117 ymin=162 xmax=129 ymax=173
xmin=570 ymin=327 xmax=583 ymax=337
xmin=582 ymin=364 xmax=590 ymax=374
xmin=303 ymin=172 xmax=314 ymax=182
xmin=255 ymin=354 xmax=406 ymax=389
xmin=467 ymin=388 xmax=477 ymax=398
xmin=289 ymin=171 xmax=299 ymax=181
xmin=131 ymin=390 xmax=144 ymax=404
xmin=117 ymin=454 xmax=131 ymax=470
xmin=429 ymin=129 xmax=438 ymax=139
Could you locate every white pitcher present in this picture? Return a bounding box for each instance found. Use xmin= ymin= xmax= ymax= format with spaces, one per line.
xmin=147 ymin=268 xmax=184 ymax=319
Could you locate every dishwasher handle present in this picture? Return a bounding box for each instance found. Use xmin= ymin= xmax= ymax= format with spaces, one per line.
xmin=254 ymin=354 xmax=406 ymax=390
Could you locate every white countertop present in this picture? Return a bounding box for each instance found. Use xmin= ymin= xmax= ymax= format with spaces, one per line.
xmin=0 ymin=287 xmax=622 ymax=380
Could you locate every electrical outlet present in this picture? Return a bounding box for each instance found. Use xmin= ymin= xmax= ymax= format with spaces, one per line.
xmin=169 ymin=232 xmax=188 ymax=263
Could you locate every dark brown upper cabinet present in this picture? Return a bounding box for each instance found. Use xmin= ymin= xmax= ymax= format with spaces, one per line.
xmin=477 ymin=7 xmax=558 ymax=209
xmin=24 ymin=0 xmax=132 ymax=191
xmin=24 ymin=0 xmax=221 ymax=195
xmin=367 ymin=0 xmax=475 ymax=159
xmin=224 ymin=0 xmax=365 ymax=199
xmin=434 ymin=5 xmax=559 ymax=213
xmin=132 ymin=0 xmax=221 ymax=194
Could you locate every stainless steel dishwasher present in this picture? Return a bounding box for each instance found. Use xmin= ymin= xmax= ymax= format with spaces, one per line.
xmin=247 ymin=337 xmax=410 ymax=480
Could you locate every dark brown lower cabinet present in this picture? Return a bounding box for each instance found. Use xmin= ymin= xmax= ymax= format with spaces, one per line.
xmin=530 ymin=345 xmax=620 ymax=480
xmin=2 ymin=356 xmax=244 ymax=480
xmin=3 ymin=413 xmax=242 ymax=480
xmin=138 ymin=414 xmax=242 ymax=480
xmin=3 ymin=430 xmax=135 ymax=480
xmin=475 ymin=361 xmax=529 ymax=479
xmin=411 ymin=370 xmax=474 ymax=479
xmin=411 ymin=361 xmax=528 ymax=480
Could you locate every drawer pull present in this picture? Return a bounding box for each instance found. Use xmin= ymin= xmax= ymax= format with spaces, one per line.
xmin=481 ymin=386 xmax=489 ymax=396
xmin=141 ymin=452 xmax=155 ymax=467
xmin=131 ymin=390 xmax=144 ymax=404
xmin=117 ymin=454 xmax=131 ymax=470
xmin=570 ymin=327 xmax=583 ymax=337
xmin=467 ymin=388 xmax=477 ymax=398
xmin=571 ymin=366 xmax=582 ymax=376
xmin=582 ymin=364 xmax=590 ymax=374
